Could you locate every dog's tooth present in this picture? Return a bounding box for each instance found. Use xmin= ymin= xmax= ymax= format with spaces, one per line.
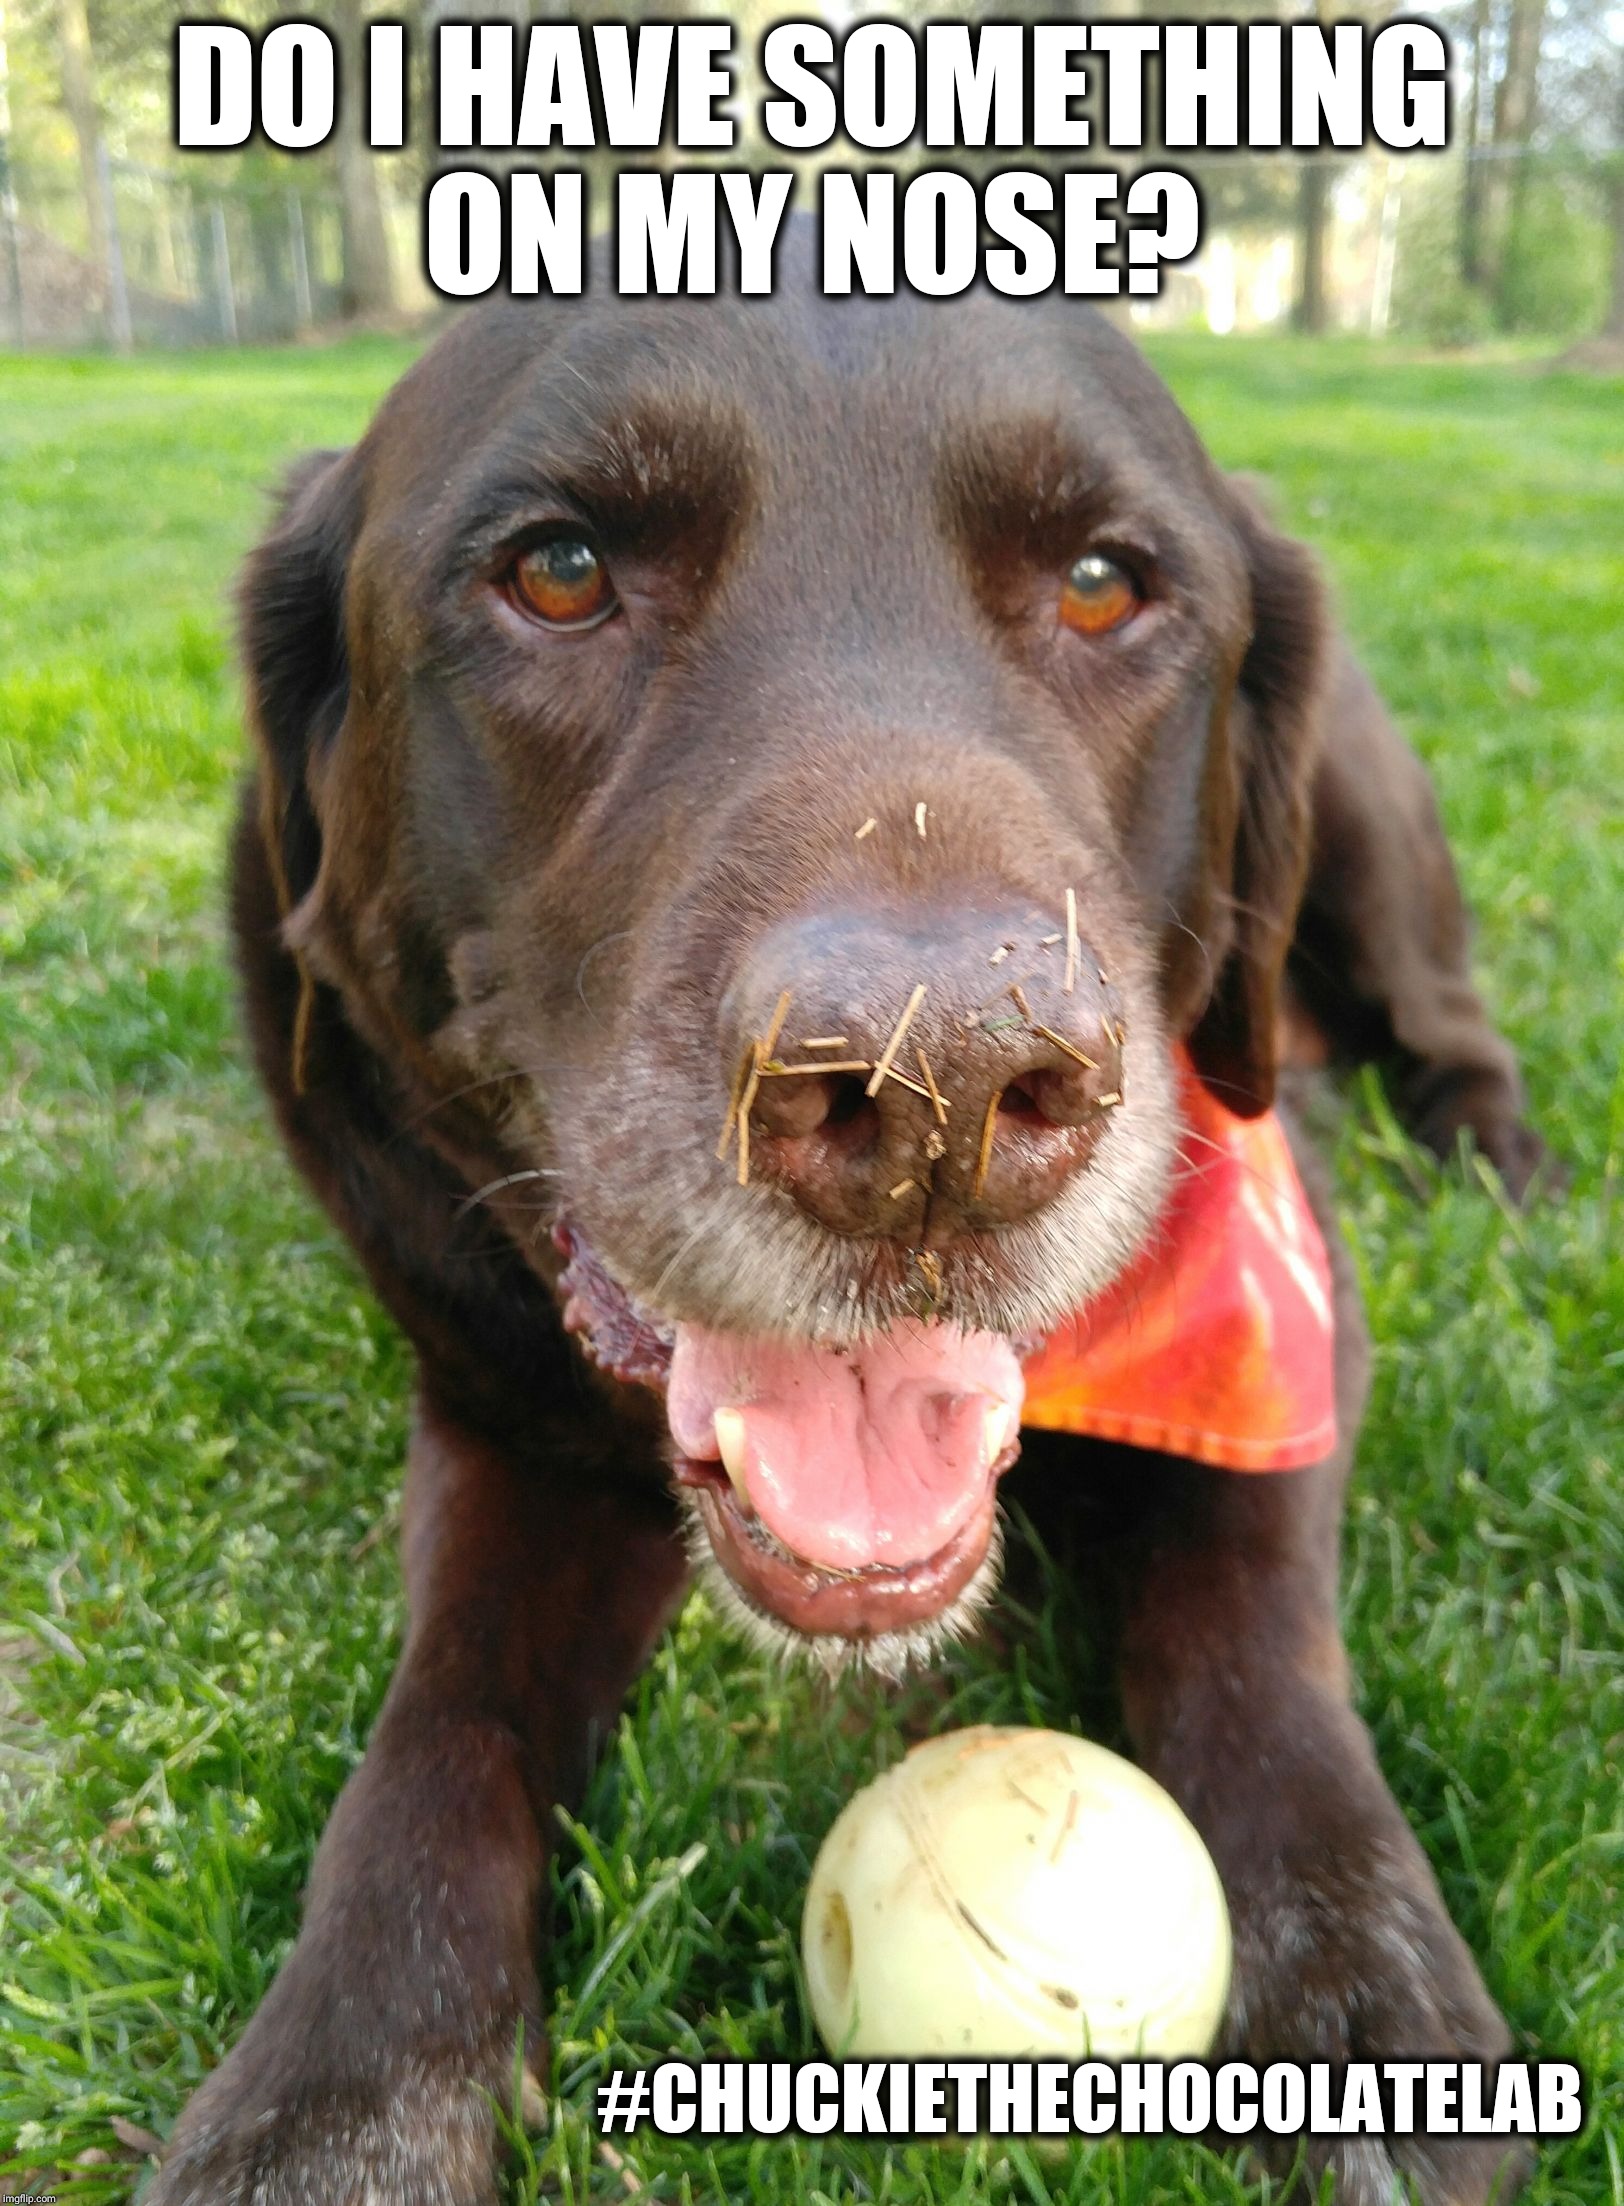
xmin=983 ymin=1402 xmax=1015 ymax=1464
xmin=713 ymin=1408 xmax=752 ymax=1508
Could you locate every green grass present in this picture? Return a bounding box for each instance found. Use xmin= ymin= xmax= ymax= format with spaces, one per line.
xmin=2 ymin=334 xmax=1620 ymax=2204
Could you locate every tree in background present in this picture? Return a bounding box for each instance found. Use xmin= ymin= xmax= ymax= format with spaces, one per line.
xmin=0 ymin=4 xmax=24 ymax=333
xmin=1605 ymin=44 xmax=1624 ymax=338
xmin=2 ymin=0 xmax=1619 ymax=349
xmin=333 ymin=0 xmax=393 ymax=316
xmin=53 ymin=0 xmax=104 ymax=270
xmin=1482 ymin=0 xmax=1548 ymax=301
xmin=1293 ymin=159 xmax=1332 ymax=331
xmin=10 ymin=0 xmax=401 ymax=328
xmin=1292 ymin=0 xmax=1337 ymax=334
xmin=1448 ymin=0 xmax=1618 ymax=330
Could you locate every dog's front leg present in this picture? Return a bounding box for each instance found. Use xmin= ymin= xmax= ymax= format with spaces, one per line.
xmin=1112 ymin=1457 xmax=1528 ymax=2206
xmin=148 ymin=1394 xmax=688 ymax=2206
xmin=1291 ymin=645 xmax=1547 ymax=1198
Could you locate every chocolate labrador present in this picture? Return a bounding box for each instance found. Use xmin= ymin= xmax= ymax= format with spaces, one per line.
xmin=151 ymin=262 xmax=1543 ymax=2204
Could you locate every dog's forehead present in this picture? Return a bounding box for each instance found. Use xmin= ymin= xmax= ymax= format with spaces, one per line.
xmin=370 ymin=286 xmax=1221 ymax=527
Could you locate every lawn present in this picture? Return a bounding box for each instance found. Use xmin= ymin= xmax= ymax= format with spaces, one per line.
xmin=1 ymin=334 xmax=1620 ymax=2205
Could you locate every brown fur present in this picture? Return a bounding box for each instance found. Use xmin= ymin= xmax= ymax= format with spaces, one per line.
xmin=150 ymin=269 xmax=1541 ymax=2205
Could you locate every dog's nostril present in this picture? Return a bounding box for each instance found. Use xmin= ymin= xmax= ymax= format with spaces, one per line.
xmin=1022 ymin=1062 xmax=1105 ymax=1129
xmin=997 ymin=1083 xmax=1045 ymax=1127
xmin=751 ymin=1070 xmax=881 ymax=1148
xmin=823 ymin=1076 xmax=873 ymax=1130
xmin=752 ymin=1071 xmax=837 ymax=1140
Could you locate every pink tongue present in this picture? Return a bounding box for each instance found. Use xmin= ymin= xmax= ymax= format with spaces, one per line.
xmin=667 ymin=1323 xmax=1025 ymax=1571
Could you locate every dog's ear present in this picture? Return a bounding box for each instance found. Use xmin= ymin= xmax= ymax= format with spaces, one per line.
xmin=238 ymin=447 xmax=361 ymax=919
xmin=1186 ymin=481 xmax=1328 ymax=1117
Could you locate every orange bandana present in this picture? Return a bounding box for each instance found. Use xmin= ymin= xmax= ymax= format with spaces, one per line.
xmin=1020 ymin=1054 xmax=1337 ymax=1472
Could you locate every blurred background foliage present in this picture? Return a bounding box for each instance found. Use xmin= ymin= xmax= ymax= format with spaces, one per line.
xmin=0 ymin=0 xmax=1620 ymax=353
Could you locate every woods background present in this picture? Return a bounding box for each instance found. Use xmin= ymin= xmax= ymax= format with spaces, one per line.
xmin=0 ymin=0 xmax=1619 ymax=357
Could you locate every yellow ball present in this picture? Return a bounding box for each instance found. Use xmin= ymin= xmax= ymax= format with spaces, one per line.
xmin=803 ymin=1726 xmax=1231 ymax=2059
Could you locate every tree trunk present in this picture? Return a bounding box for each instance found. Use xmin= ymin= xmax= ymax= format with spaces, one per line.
xmin=1459 ymin=0 xmax=1490 ymax=288
xmin=249 ymin=188 xmax=292 ymax=338
xmin=1606 ymin=174 xmax=1624 ymax=339
xmin=1483 ymin=0 xmax=1547 ymax=299
xmin=0 ymin=1 xmax=26 ymax=339
xmin=55 ymin=0 xmax=107 ymax=278
xmin=332 ymin=0 xmax=394 ymax=319
xmin=1603 ymin=53 xmax=1624 ymax=339
xmin=1294 ymin=161 xmax=1331 ymax=334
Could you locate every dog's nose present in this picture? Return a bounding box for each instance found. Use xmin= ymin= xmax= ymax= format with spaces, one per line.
xmin=721 ymin=908 xmax=1125 ymax=1240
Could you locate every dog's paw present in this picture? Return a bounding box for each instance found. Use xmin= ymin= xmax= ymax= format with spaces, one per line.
xmin=1224 ymin=1832 xmax=1529 ymax=2206
xmin=143 ymin=2034 xmax=525 ymax=2206
xmin=1406 ymin=1072 xmax=1556 ymax=1208
xmin=1254 ymin=2132 xmax=1531 ymax=2206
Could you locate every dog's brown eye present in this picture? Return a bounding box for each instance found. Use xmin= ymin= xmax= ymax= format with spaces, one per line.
xmin=1060 ymin=553 xmax=1140 ymax=636
xmin=510 ymin=537 xmax=616 ymax=629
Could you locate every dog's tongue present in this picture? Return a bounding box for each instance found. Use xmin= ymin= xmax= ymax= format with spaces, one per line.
xmin=667 ymin=1324 xmax=1025 ymax=1570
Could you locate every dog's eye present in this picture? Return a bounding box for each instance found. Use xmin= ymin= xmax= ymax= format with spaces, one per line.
xmin=509 ymin=537 xmax=617 ymax=629
xmin=1060 ymin=553 xmax=1140 ymax=637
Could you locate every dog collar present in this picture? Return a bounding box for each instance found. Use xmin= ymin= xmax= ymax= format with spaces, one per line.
xmin=1020 ymin=1051 xmax=1338 ymax=1473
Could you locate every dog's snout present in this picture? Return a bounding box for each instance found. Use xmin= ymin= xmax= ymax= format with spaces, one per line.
xmin=723 ymin=907 xmax=1125 ymax=1239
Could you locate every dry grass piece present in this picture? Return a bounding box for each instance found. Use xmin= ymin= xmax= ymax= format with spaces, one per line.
xmin=596 ymin=2140 xmax=647 ymax=2201
xmin=716 ymin=1045 xmax=754 ymax=1160
xmin=914 ymin=801 xmax=928 ymax=838
xmin=854 ymin=817 xmax=878 ymax=841
xmin=734 ymin=1066 xmax=765 ymax=1182
xmin=1095 ymin=1090 xmax=1123 ymax=1109
xmin=989 ymin=944 xmax=1011 ymax=966
xmin=924 ymin=1127 xmax=947 ymax=1161
xmin=800 ymin=1035 xmax=849 ymax=1051
xmin=915 ymin=1048 xmax=949 ymax=1126
xmin=725 ymin=989 xmax=794 ymax=1185
xmin=973 ymin=1090 xmax=1001 ymax=1198
xmin=1048 ymin=1788 xmax=1081 ymax=1866
xmin=761 ymin=1059 xmax=871 ymax=1077
xmin=1064 ymin=887 xmax=1079 ymax=994
xmin=1029 ymin=1021 xmax=1098 ymax=1070
xmin=759 ymin=989 xmax=793 ymax=1063
xmin=888 ymin=1177 xmax=918 ymax=1200
xmin=1009 ymin=983 xmax=1033 ymax=1020
xmin=866 ymin=983 xmax=928 ymax=1098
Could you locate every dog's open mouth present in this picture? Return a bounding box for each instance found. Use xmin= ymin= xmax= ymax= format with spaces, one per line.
xmin=556 ymin=1223 xmax=1025 ymax=1640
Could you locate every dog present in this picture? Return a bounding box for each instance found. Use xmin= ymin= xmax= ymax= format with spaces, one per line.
xmin=150 ymin=261 xmax=1545 ymax=2205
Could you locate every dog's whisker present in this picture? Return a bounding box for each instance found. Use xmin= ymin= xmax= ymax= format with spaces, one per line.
xmin=384 ymin=1068 xmax=527 ymax=1147
xmin=452 ymin=1168 xmax=559 ymax=1222
xmin=570 ymin=928 xmax=637 ymax=1022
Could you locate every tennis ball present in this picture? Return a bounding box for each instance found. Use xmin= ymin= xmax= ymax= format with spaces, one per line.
xmin=802 ymin=1726 xmax=1230 ymax=2059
